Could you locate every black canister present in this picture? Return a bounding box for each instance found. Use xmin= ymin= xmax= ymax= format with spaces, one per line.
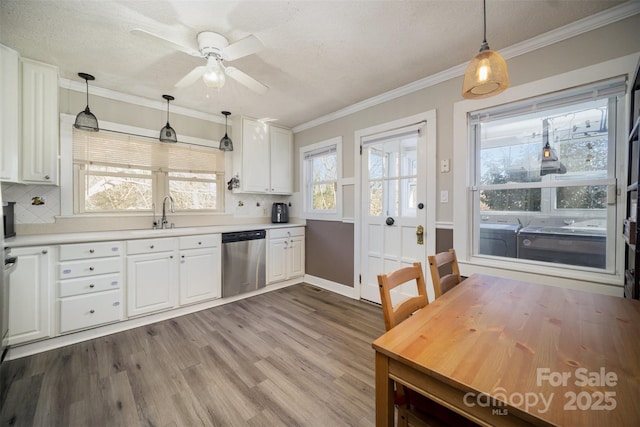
xmin=271 ymin=203 xmax=289 ymax=223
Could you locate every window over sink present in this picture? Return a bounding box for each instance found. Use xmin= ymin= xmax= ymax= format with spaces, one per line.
xmin=72 ymin=128 xmax=224 ymax=214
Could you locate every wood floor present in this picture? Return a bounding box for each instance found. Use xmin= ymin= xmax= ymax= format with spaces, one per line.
xmin=0 ymin=284 xmax=386 ymax=427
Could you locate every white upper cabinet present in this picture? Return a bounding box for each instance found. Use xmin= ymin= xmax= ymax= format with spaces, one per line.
xmin=233 ymin=116 xmax=293 ymax=194
xmin=20 ymin=58 xmax=59 ymax=185
xmin=0 ymin=44 xmax=20 ymax=182
xmin=0 ymin=49 xmax=59 ymax=185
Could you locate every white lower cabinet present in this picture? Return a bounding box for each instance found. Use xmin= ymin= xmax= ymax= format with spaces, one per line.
xmin=126 ymin=237 xmax=178 ymax=317
xmin=179 ymin=234 xmax=221 ymax=305
xmin=57 ymin=241 xmax=124 ymax=334
xmin=267 ymin=227 xmax=305 ymax=284
xmin=8 ymin=246 xmax=52 ymax=345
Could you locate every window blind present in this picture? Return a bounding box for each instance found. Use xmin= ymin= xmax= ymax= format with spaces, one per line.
xmin=303 ymin=144 xmax=337 ymax=160
xmin=73 ymin=128 xmax=223 ymax=173
xmin=361 ymin=121 xmax=425 ymax=146
xmin=470 ymin=76 xmax=627 ymax=122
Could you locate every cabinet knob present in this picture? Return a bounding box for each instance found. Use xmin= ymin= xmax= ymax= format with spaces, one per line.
xmin=150 ymin=245 xmax=154 ymax=249
xmin=41 ymin=249 xmax=48 ymax=254
xmin=89 ymin=284 xmax=95 ymax=288
xmin=44 ymin=175 xmax=50 ymax=180
xmin=89 ymin=267 xmax=95 ymax=271
xmin=198 ymin=241 xmax=202 ymax=245
xmin=90 ymin=309 xmax=95 ymax=314
xmin=89 ymin=249 xmax=95 ymax=253
xmin=170 ymin=255 xmax=174 ymax=259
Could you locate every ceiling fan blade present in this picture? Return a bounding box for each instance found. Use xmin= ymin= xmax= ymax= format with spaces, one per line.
xmin=225 ymin=66 xmax=269 ymax=94
xmin=175 ymin=66 xmax=206 ymax=88
xmin=222 ymin=35 xmax=264 ymax=61
xmin=130 ymin=28 xmax=200 ymax=57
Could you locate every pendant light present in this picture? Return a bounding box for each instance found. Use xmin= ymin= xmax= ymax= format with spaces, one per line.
xmin=74 ymin=72 xmax=99 ymax=131
xmin=540 ymin=118 xmax=567 ymax=176
xmin=462 ymin=0 xmax=509 ymax=99
xmin=159 ymin=95 xmax=178 ymax=143
xmin=219 ymin=111 xmax=233 ymax=151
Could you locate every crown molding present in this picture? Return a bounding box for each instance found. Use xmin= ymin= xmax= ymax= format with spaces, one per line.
xmin=59 ymin=78 xmax=227 ymax=125
xmin=292 ymin=1 xmax=640 ymax=133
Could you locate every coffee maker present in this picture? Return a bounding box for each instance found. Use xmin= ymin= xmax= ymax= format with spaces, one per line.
xmin=271 ymin=203 xmax=289 ymax=223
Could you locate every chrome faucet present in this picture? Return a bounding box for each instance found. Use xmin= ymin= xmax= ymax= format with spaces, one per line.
xmin=161 ymin=195 xmax=175 ymax=229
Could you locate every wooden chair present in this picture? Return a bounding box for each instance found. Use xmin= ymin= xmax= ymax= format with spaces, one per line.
xmin=377 ymin=262 xmax=428 ymax=331
xmin=377 ymin=262 xmax=476 ymax=427
xmin=428 ymin=249 xmax=462 ymax=299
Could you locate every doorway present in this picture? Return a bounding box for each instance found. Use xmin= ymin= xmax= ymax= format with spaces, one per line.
xmin=355 ymin=111 xmax=437 ymax=304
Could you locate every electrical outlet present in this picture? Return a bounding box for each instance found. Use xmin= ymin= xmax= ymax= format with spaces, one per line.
xmin=440 ymin=159 xmax=450 ymax=173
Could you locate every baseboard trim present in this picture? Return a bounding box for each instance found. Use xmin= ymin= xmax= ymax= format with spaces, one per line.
xmin=304 ymin=274 xmax=359 ymax=299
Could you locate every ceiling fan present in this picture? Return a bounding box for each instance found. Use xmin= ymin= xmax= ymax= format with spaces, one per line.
xmin=131 ymin=28 xmax=268 ymax=94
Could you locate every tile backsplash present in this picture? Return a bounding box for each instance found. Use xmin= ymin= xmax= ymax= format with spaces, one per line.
xmin=2 ymin=182 xmax=300 ymax=231
xmin=2 ymin=182 xmax=60 ymax=224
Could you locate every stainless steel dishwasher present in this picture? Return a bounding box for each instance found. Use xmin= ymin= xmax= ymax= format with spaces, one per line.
xmin=221 ymin=230 xmax=266 ymax=297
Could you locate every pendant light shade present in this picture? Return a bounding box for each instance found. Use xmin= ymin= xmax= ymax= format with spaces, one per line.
xmin=539 ymin=118 xmax=567 ymax=176
xmin=74 ymin=72 xmax=99 ymax=131
xmin=462 ymin=0 xmax=509 ymax=99
xmin=159 ymin=94 xmax=177 ymax=143
xmin=219 ymin=111 xmax=233 ymax=151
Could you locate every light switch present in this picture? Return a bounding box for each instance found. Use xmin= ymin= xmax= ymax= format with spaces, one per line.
xmin=440 ymin=190 xmax=449 ymax=203
xmin=440 ymin=159 xmax=450 ymax=173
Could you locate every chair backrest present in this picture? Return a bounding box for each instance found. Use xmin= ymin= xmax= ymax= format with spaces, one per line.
xmin=428 ymin=248 xmax=461 ymax=299
xmin=377 ymin=262 xmax=428 ymax=331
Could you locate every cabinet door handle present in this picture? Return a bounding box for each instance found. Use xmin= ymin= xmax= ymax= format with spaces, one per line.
xmin=44 ymin=175 xmax=50 ymax=180
xmin=89 ymin=249 xmax=95 ymax=253
xmin=181 ymin=255 xmax=185 ymax=258
xmin=41 ymin=249 xmax=48 ymax=254
xmin=89 ymin=267 xmax=95 ymax=271
xmin=89 ymin=309 xmax=95 ymax=314
xmin=89 ymin=284 xmax=95 ymax=288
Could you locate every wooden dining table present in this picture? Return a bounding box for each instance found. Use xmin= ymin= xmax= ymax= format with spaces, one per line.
xmin=372 ymin=273 xmax=640 ymax=426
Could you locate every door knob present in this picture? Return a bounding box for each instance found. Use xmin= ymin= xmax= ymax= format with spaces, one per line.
xmin=386 ymin=217 xmax=395 ymax=226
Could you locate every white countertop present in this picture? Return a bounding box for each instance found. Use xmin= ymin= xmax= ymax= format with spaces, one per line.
xmin=5 ymin=221 xmax=306 ymax=247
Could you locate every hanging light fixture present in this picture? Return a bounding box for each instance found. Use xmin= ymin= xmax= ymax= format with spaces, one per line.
xmin=74 ymin=72 xmax=99 ymax=131
xmin=219 ymin=111 xmax=233 ymax=151
xmin=462 ymin=0 xmax=509 ymax=99
xmin=159 ymin=95 xmax=178 ymax=143
xmin=540 ymin=118 xmax=567 ymax=176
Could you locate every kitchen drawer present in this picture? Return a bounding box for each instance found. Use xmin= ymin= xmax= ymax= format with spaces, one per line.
xmin=59 ymin=290 xmax=123 ymax=333
xmin=179 ymin=234 xmax=220 ymax=250
xmin=269 ymin=227 xmax=305 ymax=239
xmin=127 ymin=237 xmax=176 ymax=255
xmin=58 ymin=273 xmax=122 ymax=297
xmin=59 ymin=241 xmax=123 ymax=261
xmin=59 ymin=257 xmax=121 ymax=279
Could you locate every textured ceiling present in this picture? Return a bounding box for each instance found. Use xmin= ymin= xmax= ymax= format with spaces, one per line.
xmin=0 ymin=0 xmax=633 ymax=128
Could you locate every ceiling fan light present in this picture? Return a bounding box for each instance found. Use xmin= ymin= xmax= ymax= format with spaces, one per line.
xmin=74 ymin=72 xmax=99 ymax=131
xmin=203 ymin=58 xmax=226 ymax=88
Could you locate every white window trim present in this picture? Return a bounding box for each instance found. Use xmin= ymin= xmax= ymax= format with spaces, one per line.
xmin=452 ymin=54 xmax=639 ymax=295
xmin=60 ymin=114 xmax=224 ymax=217
xmin=300 ymin=136 xmax=342 ymax=221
